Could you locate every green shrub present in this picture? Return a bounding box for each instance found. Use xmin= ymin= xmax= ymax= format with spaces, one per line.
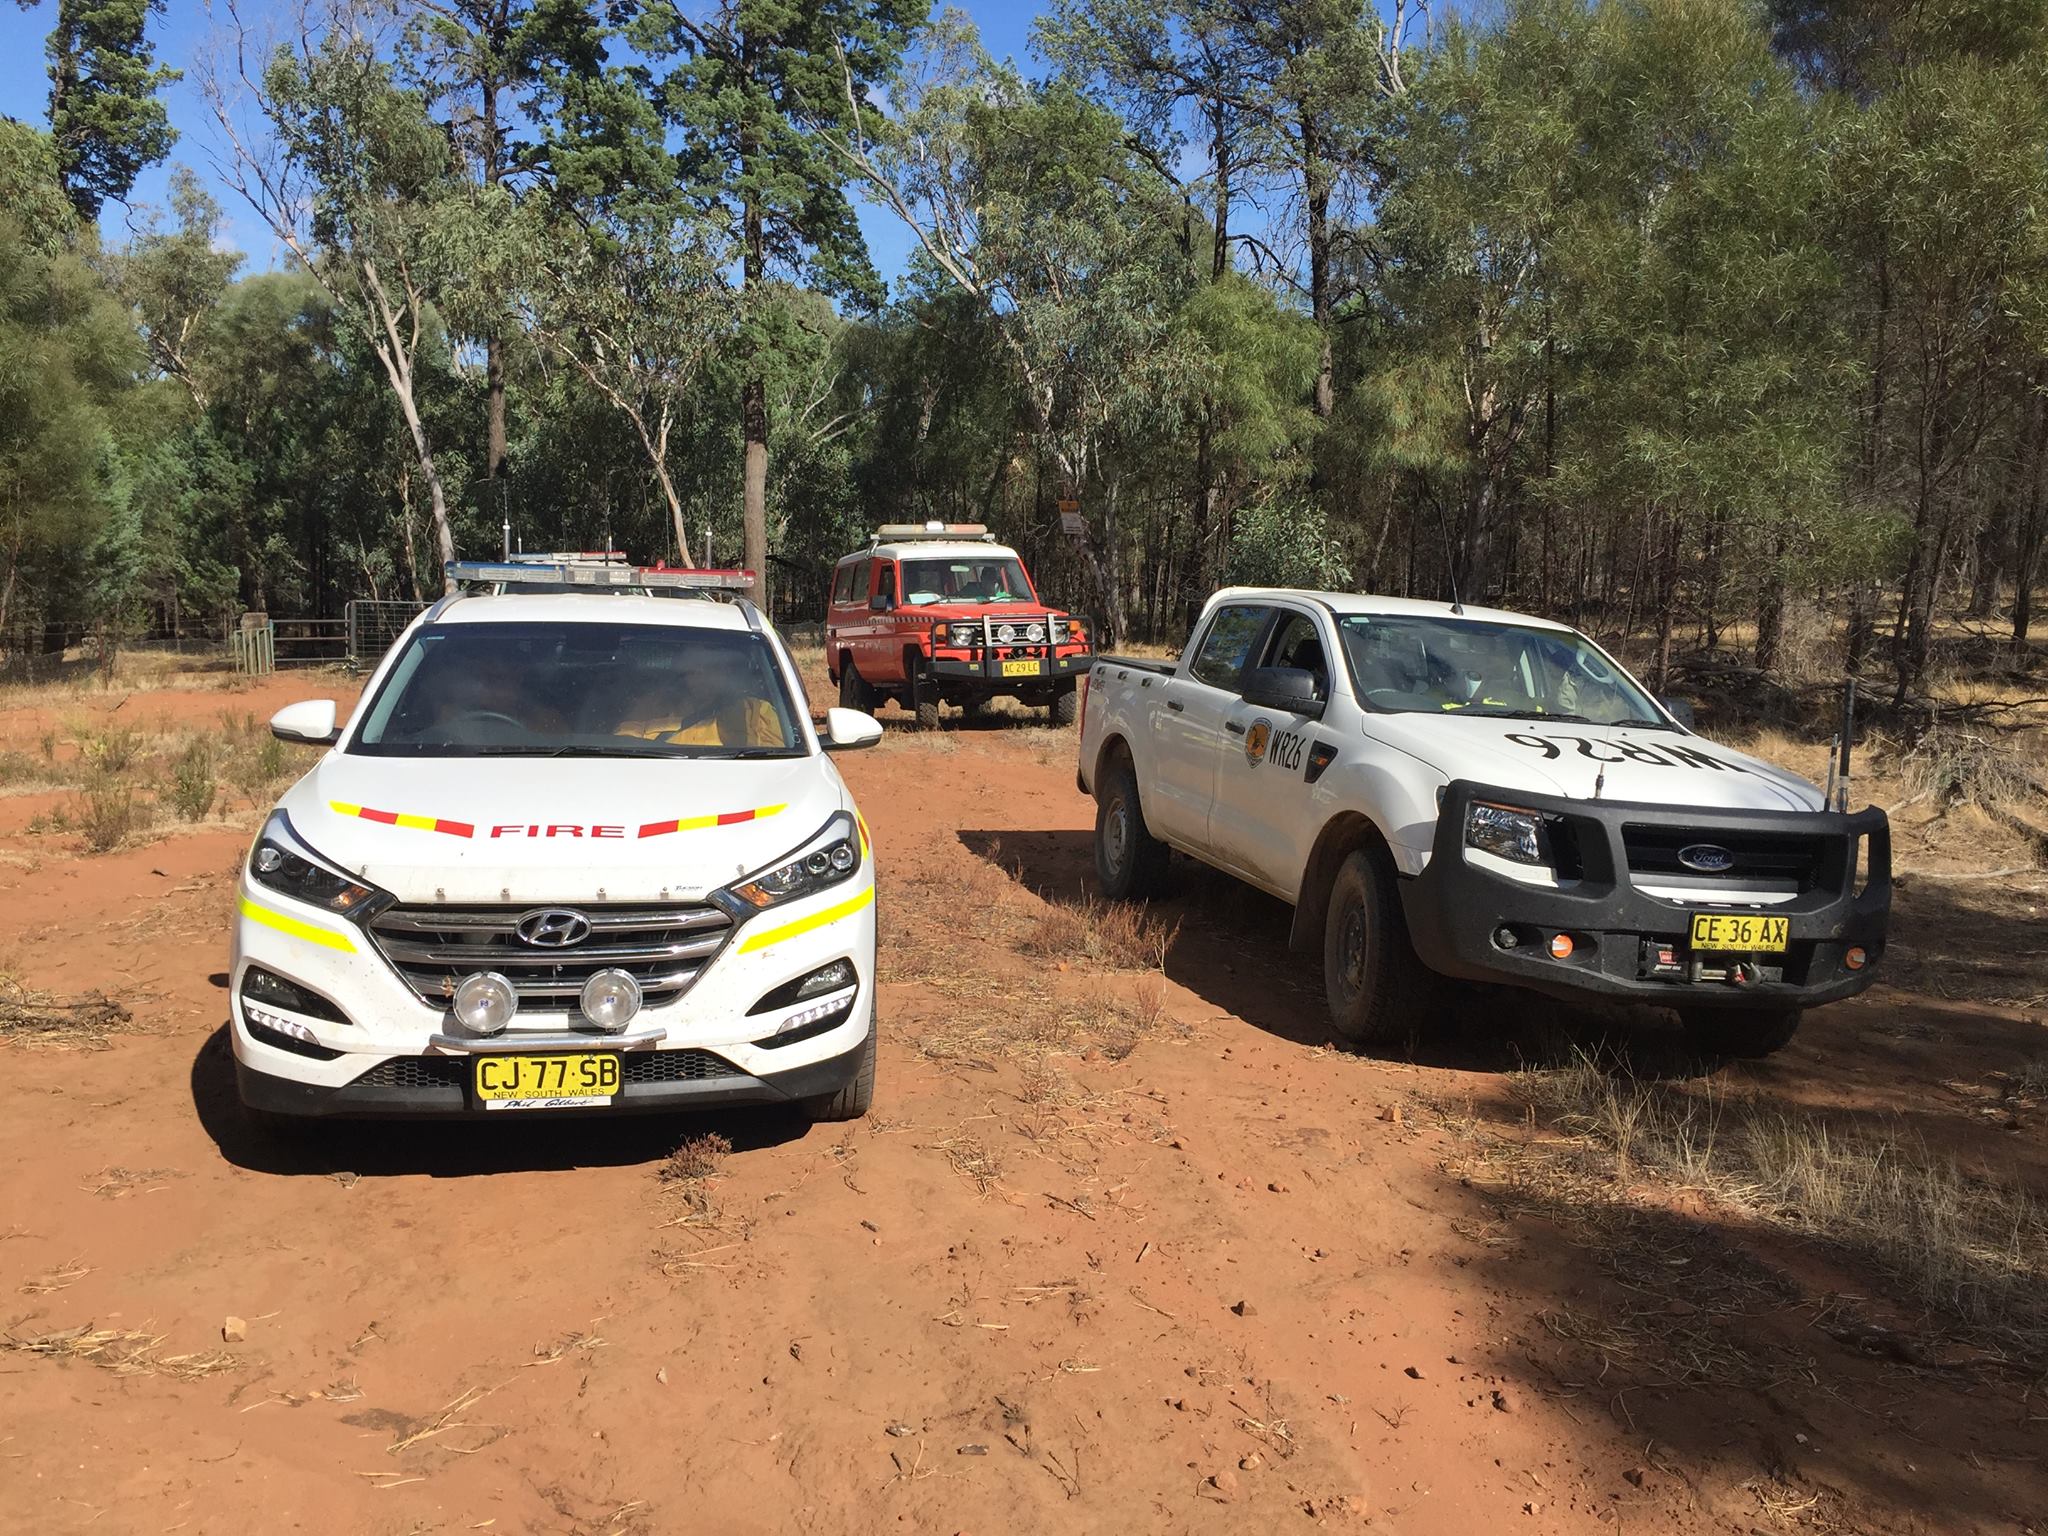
xmin=169 ymin=740 xmax=218 ymax=821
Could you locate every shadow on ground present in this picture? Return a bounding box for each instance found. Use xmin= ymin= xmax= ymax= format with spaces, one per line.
xmin=188 ymin=1026 xmax=814 ymax=1180
xmin=959 ymin=826 xmax=1721 ymax=1079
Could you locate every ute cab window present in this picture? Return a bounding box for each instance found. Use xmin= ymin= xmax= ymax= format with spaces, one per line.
xmin=900 ymin=556 xmax=1035 ymax=605
xmin=353 ymin=622 xmax=803 ymax=757
xmin=1338 ymin=614 xmax=1665 ymax=726
xmin=1188 ymin=604 xmax=1270 ymax=692
xmin=1256 ymin=612 xmax=1329 ymax=699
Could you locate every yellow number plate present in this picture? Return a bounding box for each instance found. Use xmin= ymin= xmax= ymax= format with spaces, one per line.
xmin=1001 ymin=658 xmax=1042 ymax=677
xmin=473 ymin=1053 xmax=621 ymax=1109
xmin=1689 ymin=914 xmax=1789 ymax=953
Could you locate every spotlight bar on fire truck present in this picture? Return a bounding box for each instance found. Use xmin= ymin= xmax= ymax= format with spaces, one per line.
xmin=446 ymin=560 xmax=756 ymax=591
xmin=871 ymin=521 xmax=995 ymax=545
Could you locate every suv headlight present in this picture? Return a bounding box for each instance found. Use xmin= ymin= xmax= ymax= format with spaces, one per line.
xmin=946 ymin=622 xmax=981 ymax=647
xmin=1465 ymin=801 xmax=1549 ymax=866
xmin=248 ymin=810 xmax=387 ymax=915
xmin=723 ymin=812 xmax=863 ymax=911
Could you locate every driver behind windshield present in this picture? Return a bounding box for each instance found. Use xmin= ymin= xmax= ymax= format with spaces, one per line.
xmin=613 ymin=645 xmax=782 ymax=749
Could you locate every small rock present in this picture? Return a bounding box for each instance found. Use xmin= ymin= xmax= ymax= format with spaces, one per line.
xmin=1490 ymin=1388 xmax=1515 ymax=1414
xmin=958 ymin=1444 xmax=988 ymax=1456
xmin=222 ymin=1316 xmax=247 ymax=1343
xmin=1267 ymin=1180 xmax=1289 ymax=1194
xmin=331 ymin=1171 xmax=359 ymax=1187
xmin=1081 ymin=1047 xmax=1102 ymax=1062
xmin=1377 ymin=1104 xmax=1403 ymax=1125
xmin=656 ymin=1366 xmax=669 ymax=1386
xmin=1665 ymin=1298 xmax=1698 ymax=1317
xmin=592 ymin=1429 xmax=603 ymax=1440
xmin=1207 ymin=1468 xmax=1240 ymax=1500
xmin=885 ymin=1422 xmax=915 ymax=1437
xmin=1169 ymin=1397 xmax=1188 ymax=1411
xmin=1523 ymin=1500 xmax=1539 ymax=1515
xmin=1403 ymin=1365 xmax=1424 ymax=1380
xmin=1231 ymin=1300 xmax=1256 ymax=1318
xmin=861 ymin=1219 xmax=879 ymax=1233
xmin=1622 ymin=1467 xmax=1647 ymax=1488
xmin=1168 ymin=1136 xmax=1189 ymax=1151
xmin=1239 ymin=1451 xmax=1265 ymax=1472
xmin=1234 ymin=1176 xmax=1255 ymax=1191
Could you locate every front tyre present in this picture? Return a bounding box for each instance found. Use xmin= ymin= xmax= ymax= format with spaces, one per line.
xmin=804 ymin=1024 xmax=876 ymax=1122
xmin=1051 ymin=686 xmax=1080 ymax=726
xmin=1322 ymin=846 xmax=1428 ymax=1049
xmin=1094 ymin=756 xmax=1171 ymax=899
xmin=1678 ymin=1006 xmax=1802 ymax=1059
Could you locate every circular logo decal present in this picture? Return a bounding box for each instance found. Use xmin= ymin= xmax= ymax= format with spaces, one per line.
xmin=1677 ymin=844 xmax=1735 ymax=873
xmin=1244 ymin=719 xmax=1272 ymax=767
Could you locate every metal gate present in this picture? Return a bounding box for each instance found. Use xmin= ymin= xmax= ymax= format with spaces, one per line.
xmin=346 ymin=600 xmax=427 ymax=673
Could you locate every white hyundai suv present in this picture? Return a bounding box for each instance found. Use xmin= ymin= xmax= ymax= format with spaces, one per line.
xmin=229 ymin=563 xmax=884 ymax=1123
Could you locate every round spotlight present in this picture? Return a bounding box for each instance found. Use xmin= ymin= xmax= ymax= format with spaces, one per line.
xmin=1844 ymin=946 xmax=1867 ymax=971
xmin=254 ymin=845 xmax=285 ymax=874
xmin=452 ymin=971 xmax=517 ymax=1036
xmin=1548 ymin=933 xmax=1574 ymax=960
xmin=579 ymin=968 xmax=643 ymax=1033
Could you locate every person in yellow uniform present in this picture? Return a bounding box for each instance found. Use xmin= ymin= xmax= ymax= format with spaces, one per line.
xmin=614 ymin=646 xmax=785 ymax=749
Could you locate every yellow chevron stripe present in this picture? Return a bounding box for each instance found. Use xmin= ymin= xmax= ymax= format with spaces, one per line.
xmin=392 ymin=812 xmax=438 ymax=831
xmin=330 ymin=801 xmax=362 ymax=817
xmin=737 ymin=884 xmax=875 ymax=954
xmin=238 ymin=894 xmax=357 ymax=953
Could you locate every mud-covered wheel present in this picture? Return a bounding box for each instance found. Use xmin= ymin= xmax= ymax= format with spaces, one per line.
xmin=1051 ymin=686 xmax=1080 ymax=727
xmin=838 ymin=659 xmax=875 ymax=711
xmin=1094 ymin=755 xmax=1171 ymax=899
xmin=804 ymin=1022 xmax=876 ymax=1121
xmin=1322 ymin=846 xmax=1428 ymax=1049
xmin=1678 ymin=1005 xmax=1802 ymax=1059
xmin=914 ymin=695 xmax=942 ymax=730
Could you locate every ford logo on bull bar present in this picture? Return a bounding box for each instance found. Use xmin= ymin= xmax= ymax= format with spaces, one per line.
xmin=516 ymin=908 xmax=593 ymax=947
xmin=1677 ymin=843 xmax=1735 ymax=874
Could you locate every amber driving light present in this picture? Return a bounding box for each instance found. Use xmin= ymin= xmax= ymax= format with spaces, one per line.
xmin=1548 ymin=933 xmax=1574 ymax=960
xmin=1844 ymin=946 xmax=1867 ymax=971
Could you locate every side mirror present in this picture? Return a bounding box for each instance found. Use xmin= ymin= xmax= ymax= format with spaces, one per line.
xmin=868 ymin=594 xmax=894 ymax=613
xmin=270 ymin=699 xmax=341 ymax=745
xmin=1659 ymin=695 xmax=1696 ymax=729
xmin=1241 ymin=666 xmax=1326 ymax=719
xmin=822 ymin=707 xmax=883 ymax=752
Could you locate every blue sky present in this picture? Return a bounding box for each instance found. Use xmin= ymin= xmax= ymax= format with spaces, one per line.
xmin=0 ymin=1 xmax=1047 ymax=284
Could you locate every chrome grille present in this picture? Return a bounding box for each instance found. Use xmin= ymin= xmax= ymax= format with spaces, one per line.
xmin=367 ymin=903 xmax=732 ymax=1010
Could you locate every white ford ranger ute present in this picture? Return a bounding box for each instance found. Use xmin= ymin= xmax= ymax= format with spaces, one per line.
xmin=1078 ymin=589 xmax=1891 ymax=1057
xmin=230 ymin=562 xmax=884 ymax=1122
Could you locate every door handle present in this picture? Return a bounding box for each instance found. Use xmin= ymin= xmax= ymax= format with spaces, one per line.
xmin=1166 ymin=700 xmax=1184 ymax=713
xmin=1224 ymin=720 xmax=1246 ymax=736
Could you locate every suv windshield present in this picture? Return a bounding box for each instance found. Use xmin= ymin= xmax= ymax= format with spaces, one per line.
xmin=1337 ymin=614 xmax=1667 ymax=726
xmin=351 ymin=621 xmax=804 ymax=758
xmin=900 ymin=556 xmax=1034 ymax=605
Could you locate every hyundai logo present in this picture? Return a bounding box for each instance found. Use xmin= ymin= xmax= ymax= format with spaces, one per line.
xmin=516 ymin=908 xmax=593 ymax=947
xmin=1677 ymin=843 xmax=1735 ymax=874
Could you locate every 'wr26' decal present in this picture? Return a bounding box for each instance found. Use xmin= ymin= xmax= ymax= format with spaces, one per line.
xmin=1503 ymin=733 xmax=1750 ymax=773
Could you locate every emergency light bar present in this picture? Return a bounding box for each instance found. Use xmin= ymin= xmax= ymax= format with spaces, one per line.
xmin=872 ymin=521 xmax=994 ymax=544
xmin=446 ymin=560 xmax=756 ymax=591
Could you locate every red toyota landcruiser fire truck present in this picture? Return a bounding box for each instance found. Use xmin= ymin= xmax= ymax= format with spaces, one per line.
xmin=825 ymin=523 xmax=1094 ymax=727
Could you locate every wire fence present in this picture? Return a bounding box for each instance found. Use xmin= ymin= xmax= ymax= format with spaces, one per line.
xmin=346 ymin=600 xmax=428 ymax=673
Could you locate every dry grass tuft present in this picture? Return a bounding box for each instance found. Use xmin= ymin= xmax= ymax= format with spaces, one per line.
xmin=70 ymin=770 xmax=150 ymax=852
xmin=660 ymin=1131 xmax=731 ymax=1185
xmin=1018 ymin=894 xmax=1179 ymax=972
xmin=5 ymin=1323 xmax=237 ymax=1379
xmin=0 ymin=975 xmax=131 ymax=1048
xmin=1505 ymin=1055 xmax=2048 ymax=1353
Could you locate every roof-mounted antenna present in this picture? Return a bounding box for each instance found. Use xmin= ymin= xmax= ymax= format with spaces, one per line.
xmin=1429 ymin=502 xmax=1465 ymax=615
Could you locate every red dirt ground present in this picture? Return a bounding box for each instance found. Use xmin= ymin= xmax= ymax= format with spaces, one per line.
xmin=1 ymin=673 xmax=2043 ymax=1536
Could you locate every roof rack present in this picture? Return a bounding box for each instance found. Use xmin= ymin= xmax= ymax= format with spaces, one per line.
xmin=871 ymin=521 xmax=995 ymax=546
xmin=446 ymin=560 xmax=755 ymax=592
